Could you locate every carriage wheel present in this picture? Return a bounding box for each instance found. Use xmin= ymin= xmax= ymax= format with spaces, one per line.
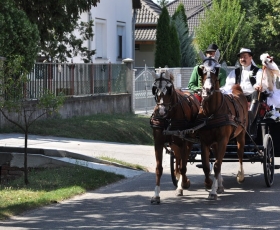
xmin=263 ymin=134 xmax=274 ymax=187
xmin=170 ymin=151 xmax=178 ymax=187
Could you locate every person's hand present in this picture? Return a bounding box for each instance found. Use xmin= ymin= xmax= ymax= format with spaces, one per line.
xmin=254 ymin=85 xmax=262 ymax=91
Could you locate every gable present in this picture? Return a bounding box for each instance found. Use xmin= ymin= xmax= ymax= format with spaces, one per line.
xmin=135 ymin=0 xmax=212 ymax=41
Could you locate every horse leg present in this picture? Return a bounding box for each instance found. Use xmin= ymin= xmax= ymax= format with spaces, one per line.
xmin=208 ymin=142 xmax=227 ymax=200
xmin=217 ymin=171 xmax=224 ymax=194
xmin=171 ymin=144 xmax=190 ymax=196
xmin=201 ymin=144 xmax=212 ymax=189
xmin=211 ymin=143 xmax=224 ymax=194
xmin=151 ymin=130 xmax=164 ymax=204
xmin=236 ymin=131 xmax=246 ymax=183
xmin=175 ymin=142 xmax=191 ymax=196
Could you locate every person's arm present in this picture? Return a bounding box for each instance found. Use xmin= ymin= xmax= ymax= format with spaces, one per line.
xmin=220 ymin=69 xmax=235 ymax=94
xmin=219 ymin=68 xmax=227 ymax=87
xmin=254 ymin=69 xmax=267 ymax=92
xmin=187 ymin=66 xmax=201 ymax=92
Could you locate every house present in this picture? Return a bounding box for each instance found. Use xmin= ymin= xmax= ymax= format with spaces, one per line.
xmin=71 ymin=0 xmax=141 ymax=64
xmin=134 ymin=0 xmax=212 ymax=67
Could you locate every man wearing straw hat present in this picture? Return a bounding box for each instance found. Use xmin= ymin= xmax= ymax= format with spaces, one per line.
xmin=221 ymin=48 xmax=267 ymax=135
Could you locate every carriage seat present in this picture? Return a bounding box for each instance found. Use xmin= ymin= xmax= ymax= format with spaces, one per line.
xmin=181 ymin=88 xmax=202 ymax=103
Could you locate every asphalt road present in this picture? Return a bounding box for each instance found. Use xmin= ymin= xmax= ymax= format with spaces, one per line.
xmin=1 ymin=134 xmax=280 ymax=229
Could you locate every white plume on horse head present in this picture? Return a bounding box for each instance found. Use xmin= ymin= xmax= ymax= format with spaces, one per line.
xmin=199 ymin=50 xmax=206 ymax=61
xmin=214 ymin=49 xmax=220 ymax=61
xmin=199 ymin=49 xmax=220 ymax=62
xmin=152 ymin=71 xmax=159 ymax=80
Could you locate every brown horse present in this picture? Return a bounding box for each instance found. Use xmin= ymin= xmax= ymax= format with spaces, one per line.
xmin=197 ymin=51 xmax=248 ymax=200
xmin=150 ymin=70 xmax=200 ymax=204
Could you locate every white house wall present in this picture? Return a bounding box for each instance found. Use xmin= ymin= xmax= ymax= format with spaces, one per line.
xmin=71 ymin=0 xmax=133 ymax=64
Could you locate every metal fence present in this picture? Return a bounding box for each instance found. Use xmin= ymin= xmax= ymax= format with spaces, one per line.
xmin=26 ymin=63 xmax=127 ymax=99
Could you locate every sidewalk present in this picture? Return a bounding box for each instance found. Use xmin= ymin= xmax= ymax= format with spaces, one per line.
xmin=0 ymin=133 xmax=170 ymax=177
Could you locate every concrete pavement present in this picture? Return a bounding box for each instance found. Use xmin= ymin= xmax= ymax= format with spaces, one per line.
xmin=0 ymin=133 xmax=166 ymax=177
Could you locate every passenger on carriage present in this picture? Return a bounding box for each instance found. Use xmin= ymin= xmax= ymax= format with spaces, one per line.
xmin=260 ymin=53 xmax=280 ymax=111
xmin=188 ymin=44 xmax=227 ymax=102
xmin=220 ymin=48 xmax=267 ymax=122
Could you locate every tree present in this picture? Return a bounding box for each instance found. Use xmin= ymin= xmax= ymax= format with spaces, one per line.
xmin=195 ymin=0 xmax=252 ymax=65
xmin=155 ymin=7 xmax=172 ymax=68
xmin=14 ymin=0 xmax=100 ymax=63
xmin=172 ymin=4 xmax=196 ymax=67
xmin=238 ymin=0 xmax=269 ymax=64
xmin=0 ymin=0 xmax=39 ymax=71
xmin=0 ymin=56 xmax=65 ymax=185
xmin=157 ymin=0 xmax=170 ymax=7
xmin=253 ymin=0 xmax=280 ymax=62
xmin=169 ymin=22 xmax=181 ymax=67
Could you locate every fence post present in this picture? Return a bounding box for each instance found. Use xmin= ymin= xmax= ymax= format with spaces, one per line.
xmin=122 ymin=58 xmax=134 ymax=113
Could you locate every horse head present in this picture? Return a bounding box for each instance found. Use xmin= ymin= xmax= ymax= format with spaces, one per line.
xmin=198 ymin=50 xmax=221 ymax=99
xmin=152 ymin=69 xmax=175 ymax=117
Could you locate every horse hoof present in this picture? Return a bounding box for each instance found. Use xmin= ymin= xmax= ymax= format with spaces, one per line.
xmin=151 ymin=196 xmax=160 ymax=204
xmin=204 ymin=182 xmax=212 ymax=190
xmin=175 ymin=189 xmax=183 ymax=196
xmin=217 ymin=186 xmax=224 ymax=194
xmin=208 ymin=193 xmax=218 ymax=200
xmin=237 ymin=176 xmax=245 ymax=184
xmin=182 ymin=180 xmax=190 ymax=189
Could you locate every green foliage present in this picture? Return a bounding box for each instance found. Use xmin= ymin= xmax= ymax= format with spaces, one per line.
xmin=172 ymin=3 xmax=188 ymax=24
xmin=0 ymin=55 xmax=65 ymax=184
xmin=155 ymin=7 xmax=172 ymax=68
xmin=0 ymin=165 xmax=123 ymax=220
xmin=13 ymin=0 xmax=100 ymax=63
xmin=253 ymin=0 xmax=280 ymax=62
xmin=0 ymin=0 xmax=39 ymax=71
xmin=157 ymin=0 xmax=170 ymax=7
xmin=169 ymin=22 xmax=181 ymax=67
xmin=195 ymin=0 xmax=252 ymax=65
xmin=172 ymin=6 xmax=196 ymax=67
xmin=0 ymin=56 xmax=65 ymax=128
xmin=0 ymin=113 xmax=154 ymax=146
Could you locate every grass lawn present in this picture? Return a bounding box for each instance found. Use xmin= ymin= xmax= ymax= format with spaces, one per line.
xmin=0 ymin=113 xmax=154 ymax=220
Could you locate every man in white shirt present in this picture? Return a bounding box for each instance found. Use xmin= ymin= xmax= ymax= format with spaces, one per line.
xmin=221 ymin=48 xmax=265 ymax=100
xmin=221 ymin=48 xmax=266 ymax=136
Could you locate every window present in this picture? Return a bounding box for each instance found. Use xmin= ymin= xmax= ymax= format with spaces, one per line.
xmin=117 ymin=24 xmax=125 ymax=59
xmin=118 ymin=35 xmax=122 ymax=58
xmin=95 ymin=19 xmax=107 ymax=59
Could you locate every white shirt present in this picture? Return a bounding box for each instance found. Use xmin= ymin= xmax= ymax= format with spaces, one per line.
xmin=220 ymin=64 xmax=265 ymax=96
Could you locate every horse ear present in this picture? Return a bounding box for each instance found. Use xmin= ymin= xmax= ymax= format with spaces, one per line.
xmin=199 ymin=51 xmax=206 ymax=61
xmin=165 ymin=70 xmax=170 ymax=80
xmin=214 ymin=49 xmax=220 ymax=62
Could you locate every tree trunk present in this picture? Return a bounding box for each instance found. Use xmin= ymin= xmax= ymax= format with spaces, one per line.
xmin=24 ymin=130 xmax=29 ymax=185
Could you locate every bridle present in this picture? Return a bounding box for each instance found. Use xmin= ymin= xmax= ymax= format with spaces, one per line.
xmin=152 ymin=75 xmax=176 ymax=114
xmin=201 ymin=57 xmax=221 ymax=98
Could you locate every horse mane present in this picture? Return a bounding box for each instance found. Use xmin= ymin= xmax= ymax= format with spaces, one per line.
xmin=231 ymin=84 xmax=243 ymax=94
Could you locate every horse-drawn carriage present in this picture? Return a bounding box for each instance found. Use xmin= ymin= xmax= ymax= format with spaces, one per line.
xmin=150 ymin=52 xmax=279 ymax=203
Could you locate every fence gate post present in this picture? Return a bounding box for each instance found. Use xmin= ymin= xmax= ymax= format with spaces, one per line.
xmin=122 ymin=58 xmax=134 ymax=113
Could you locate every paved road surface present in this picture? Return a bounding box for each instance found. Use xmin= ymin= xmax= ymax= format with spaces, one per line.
xmin=1 ymin=134 xmax=280 ymax=229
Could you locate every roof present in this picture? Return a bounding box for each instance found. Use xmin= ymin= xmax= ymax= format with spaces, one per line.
xmin=167 ymin=0 xmax=212 ymax=35
xmin=135 ymin=0 xmax=211 ymax=41
xmin=135 ymin=0 xmax=161 ymax=25
xmin=135 ymin=26 xmax=157 ymax=41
